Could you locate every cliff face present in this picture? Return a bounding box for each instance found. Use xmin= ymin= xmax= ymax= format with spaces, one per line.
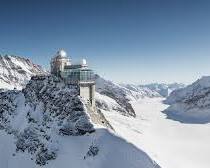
xmin=164 ymin=76 xmax=210 ymax=123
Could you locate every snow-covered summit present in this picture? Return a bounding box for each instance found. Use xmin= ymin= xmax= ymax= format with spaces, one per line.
xmin=164 ymin=76 xmax=210 ymax=123
xmin=0 ymin=54 xmax=47 ymax=90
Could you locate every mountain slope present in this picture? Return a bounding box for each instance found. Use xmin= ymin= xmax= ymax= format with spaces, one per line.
xmin=0 ymin=75 xmax=160 ymax=168
xmin=0 ymin=55 xmax=47 ymax=89
xmin=95 ymin=75 xmax=160 ymax=117
xmin=0 ymin=128 xmax=160 ymax=168
xmin=164 ymin=76 xmax=210 ymax=123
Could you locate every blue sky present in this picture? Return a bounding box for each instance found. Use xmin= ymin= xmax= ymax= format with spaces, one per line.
xmin=0 ymin=0 xmax=210 ymax=84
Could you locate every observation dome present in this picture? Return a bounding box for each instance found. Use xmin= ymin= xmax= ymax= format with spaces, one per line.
xmin=56 ymin=49 xmax=67 ymax=58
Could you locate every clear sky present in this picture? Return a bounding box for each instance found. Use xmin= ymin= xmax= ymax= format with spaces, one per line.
xmin=0 ymin=0 xmax=210 ymax=84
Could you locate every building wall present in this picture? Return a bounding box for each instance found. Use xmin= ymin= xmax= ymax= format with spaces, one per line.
xmin=51 ymin=57 xmax=70 ymax=76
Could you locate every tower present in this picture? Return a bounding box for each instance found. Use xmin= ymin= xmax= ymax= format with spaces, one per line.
xmin=77 ymin=59 xmax=95 ymax=109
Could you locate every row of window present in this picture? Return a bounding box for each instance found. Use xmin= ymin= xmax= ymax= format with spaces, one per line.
xmin=62 ymin=69 xmax=94 ymax=81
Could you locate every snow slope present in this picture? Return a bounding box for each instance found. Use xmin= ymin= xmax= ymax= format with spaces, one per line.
xmin=0 ymin=55 xmax=47 ymax=90
xmin=164 ymin=76 xmax=210 ymax=123
xmin=0 ymin=128 xmax=159 ymax=168
xmin=101 ymin=97 xmax=210 ymax=168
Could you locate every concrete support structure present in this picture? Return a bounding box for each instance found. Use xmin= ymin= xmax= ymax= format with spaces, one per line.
xmin=79 ymin=82 xmax=95 ymax=109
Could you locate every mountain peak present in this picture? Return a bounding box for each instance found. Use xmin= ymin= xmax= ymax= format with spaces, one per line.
xmin=0 ymin=54 xmax=47 ymax=90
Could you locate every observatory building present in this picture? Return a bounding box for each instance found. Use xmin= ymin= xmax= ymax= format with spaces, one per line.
xmin=50 ymin=49 xmax=95 ymax=108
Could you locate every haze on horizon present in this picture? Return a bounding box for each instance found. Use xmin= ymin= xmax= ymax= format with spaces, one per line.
xmin=0 ymin=0 xmax=210 ymax=85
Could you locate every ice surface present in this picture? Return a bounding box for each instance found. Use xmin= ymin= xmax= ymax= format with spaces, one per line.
xmin=102 ymin=97 xmax=210 ymax=168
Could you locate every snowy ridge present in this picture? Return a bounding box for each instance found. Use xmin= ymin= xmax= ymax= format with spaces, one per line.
xmin=0 ymin=55 xmax=47 ymax=89
xmin=0 ymin=75 xmax=160 ymax=168
xmin=164 ymin=76 xmax=210 ymax=123
xmin=95 ymin=75 xmax=162 ymax=117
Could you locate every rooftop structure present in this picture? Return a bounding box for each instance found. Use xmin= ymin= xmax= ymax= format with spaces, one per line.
xmin=50 ymin=49 xmax=71 ymax=76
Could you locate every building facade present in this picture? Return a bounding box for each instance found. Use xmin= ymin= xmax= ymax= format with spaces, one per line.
xmin=51 ymin=50 xmax=95 ymax=108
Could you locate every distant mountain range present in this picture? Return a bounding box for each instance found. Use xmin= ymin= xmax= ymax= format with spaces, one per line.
xmin=141 ymin=83 xmax=185 ymax=97
xmin=122 ymin=83 xmax=185 ymax=97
